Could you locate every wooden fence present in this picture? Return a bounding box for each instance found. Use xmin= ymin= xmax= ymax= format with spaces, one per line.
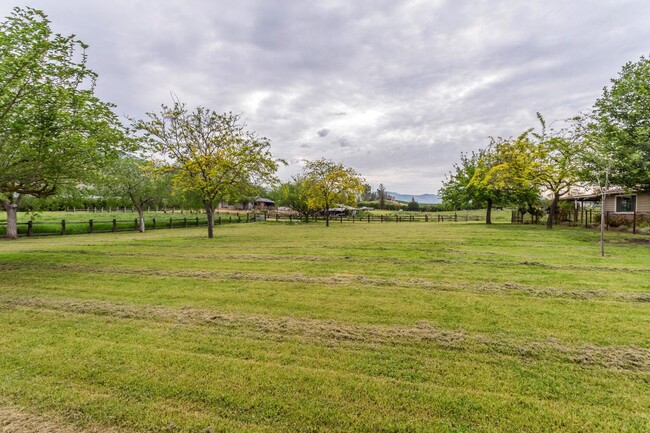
xmin=0 ymin=214 xmax=262 ymax=237
xmin=511 ymin=209 xmax=649 ymax=234
xmin=0 ymin=212 xmax=484 ymax=237
xmin=270 ymin=213 xmax=482 ymax=224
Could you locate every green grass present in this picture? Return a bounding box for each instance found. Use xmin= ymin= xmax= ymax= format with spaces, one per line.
xmin=1 ymin=222 xmax=649 ymax=432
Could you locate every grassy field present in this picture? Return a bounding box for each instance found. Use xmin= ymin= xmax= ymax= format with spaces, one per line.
xmin=1 ymin=221 xmax=649 ymax=432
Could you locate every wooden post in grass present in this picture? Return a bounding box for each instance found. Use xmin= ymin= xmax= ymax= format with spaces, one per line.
xmin=134 ymin=218 xmax=138 ymax=230
xmin=153 ymin=218 xmax=157 ymax=230
xmin=184 ymin=217 xmax=188 ymax=228
xmin=169 ymin=218 xmax=173 ymax=229
xmin=196 ymin=217 xmax=199 ymax=227
xmin=89 ymin=220 xmax=94 ymax=234
xmin=61 ymin=220 xmax=66 ymax=235
xmin=633 ymin=211 xmax=637 ymax=234
xmin=112 ymin=219 xmax=117 ymax=232
xmin=27 ymin=220 xmax=33 ymax=237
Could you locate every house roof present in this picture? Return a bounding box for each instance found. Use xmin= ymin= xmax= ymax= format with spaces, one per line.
xmin=254 ymin=197 xmax=275 ymax=204
xmin=561 ymin=188 xmax=637 ymax=201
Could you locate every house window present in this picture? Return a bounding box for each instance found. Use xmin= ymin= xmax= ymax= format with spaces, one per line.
xmin=615 ymin=195 xmax=636 ymax=212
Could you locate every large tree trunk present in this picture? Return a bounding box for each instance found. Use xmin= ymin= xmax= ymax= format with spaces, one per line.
xmin=485 ymin=198 xmax=493 ymax=225
xmin=546 ymin=193 xmax=560 ymax=229
xmin=2 ymin=199 xmax=19 ymax=240
xmin=205 ymin=201 xmax=215 ymax=238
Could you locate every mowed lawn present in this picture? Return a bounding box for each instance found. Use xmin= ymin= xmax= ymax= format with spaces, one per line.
xmin=0 ymin=222 xmax=649 ymax=432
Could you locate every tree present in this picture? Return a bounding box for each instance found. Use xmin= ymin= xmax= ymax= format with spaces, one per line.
xmin=592 ymin=55 xmax=650 ymax=190
xmin=470 ymin=134 xmax=542 ymax=224
xmin=134 ymin=100 xmax=283 ymax=238
xmin=300 ymin=158 xmax=365 ymax=227
xmin=0 ymin=7 xmax=127 ymax=239
xmin=377 ymin=183 xmax=387 ymax=209
xmin=101 ymin=156 xmax=172 ymax=232
xmin=529 ymin=115 xmax=587 ymax=229
xmin=274 ymin=176 xmax=315 ymax=222
xmin=407 ymin=197 xmax=419 ymax=211
xmin=439 ymin=150 xmax=497 ymax=222
xmin=361 ymin=183 xmax=377 ymax=201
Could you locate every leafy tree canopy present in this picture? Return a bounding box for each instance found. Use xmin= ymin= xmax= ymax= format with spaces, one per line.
xmin=300 ymin=158 xmax=365 ymax=226
xmin=0 ymin=7 xmax=127 ymax=239
xmin=134 ymin=100 xmax=283 ymax=238
xmin=592 ymin=55 xmax=650 ymax=189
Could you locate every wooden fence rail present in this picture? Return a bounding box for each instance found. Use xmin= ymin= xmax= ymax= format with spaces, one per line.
xmin=0 ymin=212 xmax=486 ymax=237
xmin=0 ymin=214 xmax=259 ymax=237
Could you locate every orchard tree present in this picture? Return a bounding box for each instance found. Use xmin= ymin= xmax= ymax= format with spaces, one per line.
xmin=101 ymin=156 xmax=172 ymax=232
xmin=300 ymin=158 xmax=365 ymax=227
xmin=529 ymin=115 xmax=587 ymax=229
xmin=470 ymin=134 xmax=541 ymax=224
xmin=439 ymin=149 xmax=500 ymax=223
xmin=134 ymin=101 xmax=283 ymax=238
xmin=274 ymin=176 xmax=315 ymax=222
xmin=592 ymin=55 xmax=650 ymax=190
xmin=0 ymin=7 xmax=127 ymax=239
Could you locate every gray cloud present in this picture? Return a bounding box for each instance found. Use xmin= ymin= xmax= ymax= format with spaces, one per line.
xmin=15 ymin=0 xmax=650 ymax=194
xmin=317 ymin=128 xmax=330 ymax=137
xmin=336 ymin=137 xmax=351 ymax=148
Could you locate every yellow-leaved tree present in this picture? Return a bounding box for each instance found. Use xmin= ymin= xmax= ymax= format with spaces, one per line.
xmin=300 ymin=159 xmax=365 ymax=227
xmin=134 ymin=100 xmax=283 ymax=238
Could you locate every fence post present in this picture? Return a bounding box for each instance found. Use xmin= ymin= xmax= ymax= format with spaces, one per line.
xmin=218 ymin=216 xmax=221 ymax=225
xmin=153 ymin=218 xmax=157 ymax=230
xmin=454 ymin=212 xmax=458 ymax=222
xmin=89 ymin=219 xmax=94 ymax=234
xmin=112 ymin=219 xmax=117 ymax=232
xmin=605 ymin=211 xmax=609 ymax=231
xmin=196 ymin=217 xmax=199 ymax=227
xmin=380 ymin=215 xmax=383 ymax=223
xmin=633 ymin=211 xmax=637 ymax=234
xmin=246 ymin=213 xmax=250 ymax=223
xmin=368 ymin=215 xmax=371 ymax=223
xmin=27 ymin=220 xmax=33 ymax=237
xmin=169 ymin=218 xmax=173 ymax=229
xmin=229 ymin=216 xmax=232 ymax=224
xmin=184 ymin=217 xmax=188 ymax=228
xmin=289 ymin=214 xmax=292 ymax=222
xmin=134 ymin=218 xmax=138 ymax=231
xmin=61 ymin=219 xmax=66 ymax=235
xmin=425 ymin=215 xmax=428 ymax=222
xmin=276 ymin=213 xmax=279 ymax=222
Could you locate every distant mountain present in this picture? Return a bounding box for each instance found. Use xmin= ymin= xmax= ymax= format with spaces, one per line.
xmin=387 ymin=191 xmax=441 ymax=204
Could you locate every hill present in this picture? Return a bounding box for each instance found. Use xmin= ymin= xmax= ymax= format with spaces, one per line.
xmin=387 ymin=191 xmax=440 ymax=204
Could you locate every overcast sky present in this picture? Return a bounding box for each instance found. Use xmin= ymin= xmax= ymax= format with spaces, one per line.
xmin=5 ymin=1 xmax=650 ymax=194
